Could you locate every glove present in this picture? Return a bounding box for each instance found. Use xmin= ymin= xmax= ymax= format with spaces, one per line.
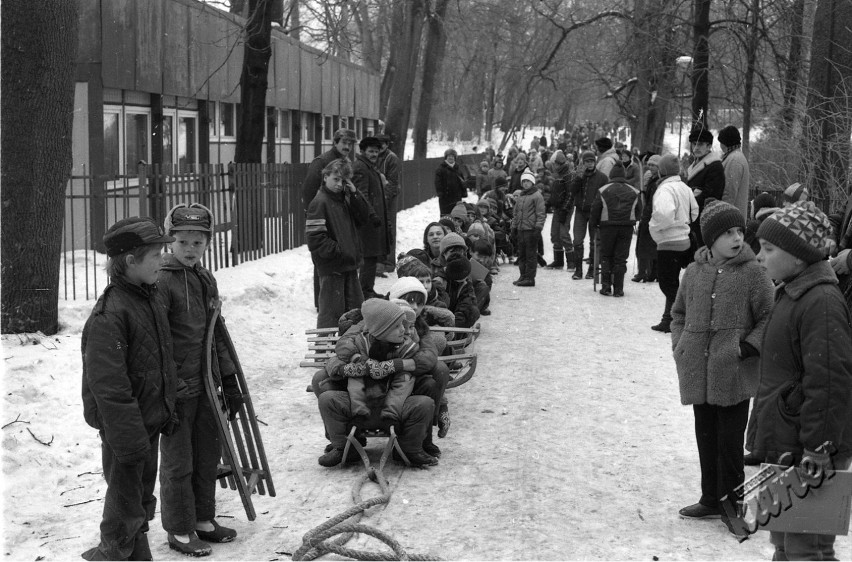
xmin=370 ymin=215 xmax=383 ymax=228
xmin=221 ymin=375 xmax=244 ymax=422
xmin=342 ymin=362 xmax=367 ymax=378
xmin=366 ymin=359 xmax=403 ymax=379
xmin=801 ymin=448 xmax=833 ymax=480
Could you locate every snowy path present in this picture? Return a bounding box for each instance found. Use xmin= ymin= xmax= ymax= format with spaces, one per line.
xmin=2 ymin=199 xmax=850 ymax=560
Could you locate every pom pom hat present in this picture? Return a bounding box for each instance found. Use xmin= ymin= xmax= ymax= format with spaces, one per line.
xmin=756 ymin=201 xmax=833 ymax=264
xmin=361 ymin=298 xmax=406 ymax=341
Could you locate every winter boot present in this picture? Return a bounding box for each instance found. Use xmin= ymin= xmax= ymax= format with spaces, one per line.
xmin=546 ymin=249 xmax=564 ymax=269
xmin=651 ymin=298 xmax=673 ymax=333
xmin=564 ymin=250 xmax=577 ymax=271
xmin=423 ymin=427 xmax=441 ymax=458
xmin=572 ymin=262 xmax=584 ymax=280
xmin=599 ymin=285 xmax=612 ymax=296
xmin=196 ymin=520 xmax=237 ymax=544
xmin=613 ymin=271 xmax=625 ymax=297
xmin=537 ymin=253 xmax=547 ymax=267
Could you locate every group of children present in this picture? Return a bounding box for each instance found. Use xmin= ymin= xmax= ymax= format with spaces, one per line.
xmin=82 ymin=204 xmax=240 ymax=559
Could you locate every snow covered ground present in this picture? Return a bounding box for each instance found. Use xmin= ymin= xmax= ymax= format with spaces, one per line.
xmin=3 ymin=193 xmax=849 ymax=561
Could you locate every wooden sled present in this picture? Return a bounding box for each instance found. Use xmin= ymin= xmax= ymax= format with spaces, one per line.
xmin=203 ymin=304 xmax=275 ymax=521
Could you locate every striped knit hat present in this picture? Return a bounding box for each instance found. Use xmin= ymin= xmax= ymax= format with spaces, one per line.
xmin=700 ymin=198 xmax=745 ymax=248
xmin=756 ymin=201 xmax=833 ymax=264
xmin=783 ymin=182 xmax=808 ymax=203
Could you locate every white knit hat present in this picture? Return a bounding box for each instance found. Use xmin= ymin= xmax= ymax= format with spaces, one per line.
xmin=388 ymin=276 xmax=427 ymax=302
xmin=520 ymin=170 xmax=536 ymax=185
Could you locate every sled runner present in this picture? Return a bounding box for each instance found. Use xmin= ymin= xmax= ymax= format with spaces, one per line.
xmin=203 ymin=304 xmax=275 ymax=521
xmin=301 ymin=323 xmax=480 ymax=389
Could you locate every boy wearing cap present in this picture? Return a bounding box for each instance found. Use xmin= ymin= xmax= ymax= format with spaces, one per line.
xmin=511 ymin=169 xmax=546 ymax=287
xmin=81 ymin=218 xmax=176 ymax=561
xmin=751 ymin=201 xmax=852 ymax=560
xmin=156 ymin=203 xmax=241 ymax=555
xmin=670 ymin=199 xmax=774 ymax=534
xmin=571 ymin=151 xmax=609 ymax=280
xmin=307 ymin=159 xmax=372 ymax=329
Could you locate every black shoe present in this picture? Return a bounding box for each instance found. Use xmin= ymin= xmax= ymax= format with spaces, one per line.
xmin=743 ymin=452 xmax=763 ymax=466
xmin=423 ymin=440 xmax=442 ymax=458
xmin=405 ymin=450 xmax=439 ymax=467
xmin=613 ymin=289 xmax=624 ymax=297
xmin=512 ymin=278 xmax=521 ymax=285
xmin=651 ymin=320 xmax=671 ymax=333
xmin=585 ymin=270 xmax=594 ymax=279
xmin=196 ymin=520 xmax=237 ymax=544
xmin=631 ymin=274 xmax=645 ymax=283
xmin=545 ymin=261 xmax=564 ymax=269
xmin=324 ymin=433 xmax=366 ymax=453
xmin=480 ymin=308 xmax=491 ymax=316
xmin=437 ymin=404 xmax=450 ymax=438
xmin=572 ymin=269 xmax=583 ymax=280
xmin=678 ymin=503 xmax=721 ymax=519
xmin=515 ymin=278 xmax=535 ymax=287
xmin=167 ymin=533 xmax=213 ymax=557
xmin=599 ymin=286 xmax=612 ymax=296
xmin=318 ymin=446 xmax=360 ymax=467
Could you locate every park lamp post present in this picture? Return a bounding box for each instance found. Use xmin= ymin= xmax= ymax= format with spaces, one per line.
xmin=676 ymin=55 xmax=693 ymax=157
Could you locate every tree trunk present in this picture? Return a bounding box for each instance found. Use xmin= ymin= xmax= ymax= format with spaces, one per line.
xmin=690 ymin=0 xmax=712 ymax=126
xmin=791 ymin=0 xmax=817 ymax=140
xmin=805 ymin=0 xmax=852 ymax=207
xmin=383 ymin=0 xmax=426 ymax=159
xmin=1 ymin=1 xmax=78 ymax=334
xmin=234 ymin=0 xmax=279 ymax=164
xmin=413 ymin=0 xmax=451 ymax=159
xmin=779 ymin=0 xmax=804 ymax=131
xmin=741 ymin=0 xmax=760 ymax=157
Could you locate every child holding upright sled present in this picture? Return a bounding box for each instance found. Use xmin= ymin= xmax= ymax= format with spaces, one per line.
xmin=81 ymin=218 xmax=176 ymax=561
xmin=751 ymin=201 xmax=852 ymax=559
xmin=157 ymin=203 xmax=242 ymax=556
xmin=670 ymin=199 xmax=774 ymax=536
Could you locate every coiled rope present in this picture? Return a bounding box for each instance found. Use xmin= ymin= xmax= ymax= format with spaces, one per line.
xmin=292 ymin=458 xmax=442 ymax=561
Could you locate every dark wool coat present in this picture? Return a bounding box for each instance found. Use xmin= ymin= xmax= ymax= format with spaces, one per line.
xmin=157 ymin=254 xmax=236 ymax=396
xmin=686 ymin=153 xmax=725 ymax=211
xmin=671 ymin=245 xmax=774 ymax=406
xmin=635 ymin=177 xmax=658 ymax=260
xmin=306 ymin=185 xmax=371 ymax=275
xmin=434 ymin=161 xmax=467 ymax=208
xmin=571 ymin=169 xmax=610 ymax=213
xmin=549 ymin=162 xmax=575 ymax=222
xmin=353 ymin=153 xmax=390 ymax=258
xmin=301 ymin=147 xmax=349 ymax=210
xmin=748 ymin=260 xmax=852 ymax=461
xmin=82 ymin=277 xmax=177 ymax=463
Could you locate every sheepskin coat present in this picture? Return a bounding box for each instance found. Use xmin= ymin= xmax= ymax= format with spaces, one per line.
xmin=671 ymin=245 xmax=774 ymax=406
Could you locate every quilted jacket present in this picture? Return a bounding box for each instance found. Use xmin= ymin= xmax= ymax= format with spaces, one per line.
xmin=82 ymin=277 xmax=176 ymax=463
xmin=306 ymin=185 xmax=371 ymax=275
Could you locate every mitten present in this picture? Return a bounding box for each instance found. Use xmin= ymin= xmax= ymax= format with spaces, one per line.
xmin=222 ymin=375 xmax=244 ymax=422
xmin=801 ymin=448 xmax=833 ymax=479
xmin=342 ymin=362 xmax=367 ymax=378
xmin=366 ymin=359 xmax=404 ymax=379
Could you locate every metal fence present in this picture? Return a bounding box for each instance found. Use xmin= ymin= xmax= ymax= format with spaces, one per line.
xmin=61 ymin=154 xmax=480 ymax=300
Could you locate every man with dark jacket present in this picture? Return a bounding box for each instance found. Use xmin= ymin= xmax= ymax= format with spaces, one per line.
xmin=434 ymin=148 xmax=467 ymax=216
xmin=685 ymin=126 xmax=725 ymax=247
xmin=545 ymin=150 xmax=576 ymax=271
xmin=353 ymin=136 xmax=390 ymax=299
xmin=570 ymin=151 xmax=609 ymax=280
xmin=376 ymin=134 xmax=401 ymax=272
xmin=590 ymin=164 xmax=642 ymax=296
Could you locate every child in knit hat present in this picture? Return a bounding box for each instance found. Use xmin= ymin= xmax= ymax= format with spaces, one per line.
xmin=346 ymin=299 xmax=420 ymax=423
xmin=511 ymin=169 xmax=546 ymax=286
xmin=671 ymin=198 xmax=775 ymax=536
xmin=748 ymin=201 xmax=852 ymax=559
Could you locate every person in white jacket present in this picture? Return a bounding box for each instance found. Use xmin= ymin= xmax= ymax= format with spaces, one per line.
xmin=649 ymin=154 xmax=699 ymax=332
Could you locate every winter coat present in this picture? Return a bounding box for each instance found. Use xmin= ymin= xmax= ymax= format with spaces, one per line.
xmin=721 ymin=148 xmax=750 ymax=218
xmin=306 ymin=185 xmax=371 ymax=275
xmin=549 ymin=162 xmax=575 ymax=223
xmin=571 ymin=169 xmax=610 ymax=214
xmin=435 ymin=161 xmax=467 ymax=207
xmin=649 ymin=175 xmax=699 ymax=246
xmin=636 ymin=177 xmax=659 ymax=260
xmin=301 ymin=147 xmax=349 ymax=210
xmin=446 ymin=277 xmax=480 ymax=328
xmin=376 ymin=149 xmax=401 ymax=200
xmin=156 ymin=254 xmax=236 ymax=398
xmin=590 ymin=181 xmax=642 ymax=229
xmin=686 ymin=153 xmax=725 ymax=211
xmin=749 ymin=260 xmax=852 ymax=462
xmin=671 ymin=246 xmax=774 ymax=406
xmin=353 ymin=153 xmax=390 ymax=258
xmin=511 ymin=184 xmax=546 ymax=232
xmin=622 ymin=162 xmax=641 ymax=190
xmin=596 ymin=149 xmax=619 ymax=179
xmin=82 ymin=277 xmax=177 ymax=463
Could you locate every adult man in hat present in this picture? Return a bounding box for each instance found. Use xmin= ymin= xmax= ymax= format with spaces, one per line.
xmin=376 ymin=134 xmax=401 ymax=275
xmin=685 ymin=125 xmax=725 ymax=247
xmin=353 ymin=136 xmax=390 ymax=299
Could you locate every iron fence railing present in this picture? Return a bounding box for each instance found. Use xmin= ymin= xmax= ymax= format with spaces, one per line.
xmin=61 ymin=154 xmax=479 ymax=300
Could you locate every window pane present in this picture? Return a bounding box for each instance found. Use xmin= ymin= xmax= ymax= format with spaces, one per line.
xmin=324 ymin=116 xmax=332 ymax=140
xmin=279 ymin=110 xmax=290 ymax=139
xmin=221 ymin=103 xmax=234 ymax=136
xmin=104 ymin=113 xmax=120 ymax=176
xmin=162 ymin=115 xmax=173 ymax=166
xmin=208 ymin=101 xmax=217 ymax=138
xmin=304 ymin=112 xmax=315 ymax=142
xmin=125 ymin=113 xmax=149 ymax=173
xmin=178 ymin=116 xmax=196 ymax=173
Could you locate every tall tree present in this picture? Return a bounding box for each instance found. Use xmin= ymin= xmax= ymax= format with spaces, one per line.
xmin=691 ymin=0 xmax=712 ymax=126
xmin=413 ymin=0 xmax=451 ymax=158
xmin=234 ymin=0 xmax=281 ymax=163
xmin=1 ymin=0 xmax=79 ymax=334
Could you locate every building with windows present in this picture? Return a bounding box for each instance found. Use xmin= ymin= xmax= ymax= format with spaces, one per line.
xmin=72 ymin=0 xmax=381 ymax=178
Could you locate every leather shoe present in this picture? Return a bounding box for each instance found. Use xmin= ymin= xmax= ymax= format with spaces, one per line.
xmin=515 ymin=278 xmax=535 ymax=287
xmin=679 ymin=502 xmax=721 ymax=519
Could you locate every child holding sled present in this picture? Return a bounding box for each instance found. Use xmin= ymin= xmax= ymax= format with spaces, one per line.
xmin=81 ymin=218 xmax=176 ymax=560
xmin=157 ymin=203 xmax=242 ymax=556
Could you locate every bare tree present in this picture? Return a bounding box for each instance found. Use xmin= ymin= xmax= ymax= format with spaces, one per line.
xmin=1 ymin=0 xmax=79 ymax=334
xmin=413 ymin=0 xmax=451 ymax=158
